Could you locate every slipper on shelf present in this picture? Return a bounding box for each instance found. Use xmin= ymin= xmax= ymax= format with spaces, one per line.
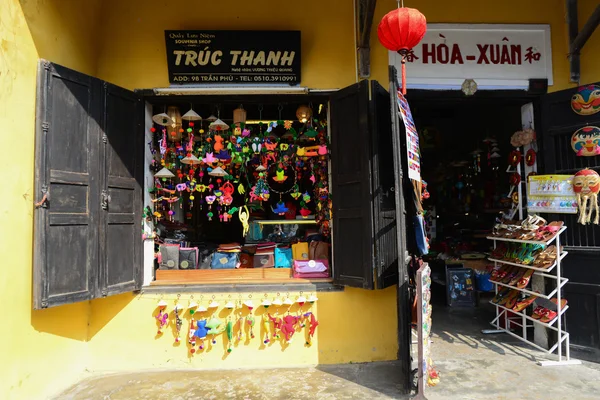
xmin=532 ymin=306 xmax=546 ymax=320
xmin=521 ymin=244 xmax=546 ymax=265
xmin=491 ymin=265 xmax=509 ymax=281
xmin=498 ymin=290 xmax=519 ymax=306
xmin=535 ymin=221 xmax=564 ymax=242
xmin=491 ymin=287 xmax=511 ymax=304
xmin=540 ymin=309 xmax=558 ymax=323
xmin=516 ymin=269 xmax=534 ymax=289
xmin=509 ymin=268 xmax=527 ymax=287
xmin=505 ymin=294 xmax=519 ymax=309
xmin=502 ymin=266 xmax=520 ymax=284
xmin=513 ymin=294 xmax=538 ymax=312
xmin=495 ymin=265 xmax=514 ymax=281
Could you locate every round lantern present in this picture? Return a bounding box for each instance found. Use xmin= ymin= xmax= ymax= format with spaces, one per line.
xmin=377 ymin=7 xmax=427 ymax=94
xmin=296 ymin=105 xmax=312 ymax=123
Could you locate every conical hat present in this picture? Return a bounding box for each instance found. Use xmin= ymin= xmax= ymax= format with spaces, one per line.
xmin=209 ymin=118 xmax=230 ymax=131
xmin=182 ymin=109 xmax=202 ymax=121
xmin=208 ymin=166 xmax=227 ymax=177
xmin=154 ymin=167 xmax=175 ymax=178
xmin=152 ymin=112 xmax=174 ymax=126
xmin=181 ymin=154 xmax=202 ymax=165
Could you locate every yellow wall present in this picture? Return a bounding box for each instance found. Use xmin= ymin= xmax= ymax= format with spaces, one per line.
xmin=87 ymin=287 xmax=398 ymax=371
xmin=0 ymin=1 xmax=102 ymax=399
xmin=579 ymin=0 xmax=600 ymax=85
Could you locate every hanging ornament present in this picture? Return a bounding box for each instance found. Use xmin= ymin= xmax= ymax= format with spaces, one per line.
xmin=509 ymin=172 xmax=521 ymax=186
xmin=571 ymin=126 xmax=600 ymax=156
xmin=173 ymin=305 xmax=183 ymax=343
xmin=303 ymin=311 xmax=319 ymax=346
xmin=206 ymin=316 xmax=225 ymax=345
xmin=508 ymin=150 xmax=522 ymax=167
xmin=571 ymin=85 xmax=600 ymax=116
xmin=209 ymin=118 xmax=230 ymax=131
xmin=377 ymin=7 xmax=427 ymax=94
xmin=525 ymin=149 xmax=537 ymax=166
xmin=152 ymin=111 xmax=174 ymax=126
xmin=166 ymin=106 xmax=183 ymax=141
xmin=296 ymin=105 xmax=312 ymax=123
xmin=226 ymin=319 xmax=234 ymax=353
xmin=573 ymin=168 xmax=600 ymax=225
xmin=155 ymin=300 xmax=168 ymax=335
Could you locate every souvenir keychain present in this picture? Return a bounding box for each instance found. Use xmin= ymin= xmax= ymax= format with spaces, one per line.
xmin=173 ymin=304 xmax=183 ymax=343
xmin=303 ymin=312 xmax=319 ymax=346
xmin=262 ymin=298 xmax=272 ymax=344
xmin=244 ymin=299 xmax=255 ymax=339
xmin=156 ymin=299 xmax=168 ymax=335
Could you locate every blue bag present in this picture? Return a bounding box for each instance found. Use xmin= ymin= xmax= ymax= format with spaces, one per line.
xmin=275 ymin=247 xmax=293 ymax=268
xmin=211 ymin=252 xmax=239 ymax=269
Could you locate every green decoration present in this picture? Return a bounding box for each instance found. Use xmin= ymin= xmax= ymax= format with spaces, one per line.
xmin=226 ymin=320 xmax=234 ymax=353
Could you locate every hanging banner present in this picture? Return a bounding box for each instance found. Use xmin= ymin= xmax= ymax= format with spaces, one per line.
xmin=390 ymin=24 xmax=553 ymax=88
xmin=165 ymin=30 xmax=301 ymax=85
xmin=397 ymin=91 xmax=421 ymax=181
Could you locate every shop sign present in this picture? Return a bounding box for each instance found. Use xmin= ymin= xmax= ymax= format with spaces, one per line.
xmin=390 ymin=24 xmax=553 ymax=88
xmin=165 ymin=30 xmax=301 ymax=85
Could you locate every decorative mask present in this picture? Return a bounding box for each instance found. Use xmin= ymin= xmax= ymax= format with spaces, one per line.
xmin=571 ymin=126 xmax=600 ymax=157
xmin=571 ymin=85 xmax=600 ymax=116
xmin=573 ymin=168 xmax=600 ymax=225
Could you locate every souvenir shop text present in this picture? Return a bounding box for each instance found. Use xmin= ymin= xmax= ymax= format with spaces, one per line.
xmin=407 ymin=42 xmax=542 ymax=65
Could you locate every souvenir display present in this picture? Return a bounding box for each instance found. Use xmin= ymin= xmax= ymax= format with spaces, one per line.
xmin=148 ymin=103 xmax=332 ymax=279
xmin=571 ymin=84 xmax=600 ymax=116
xmin=570 ymin=126 xmax=600 ymax=157
xmin=573 ymin=168 xmax=600 ymax=225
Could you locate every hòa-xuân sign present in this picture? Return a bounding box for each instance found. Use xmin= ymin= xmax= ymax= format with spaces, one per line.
xmin=165 ymin=30 xmax=301 ymax=85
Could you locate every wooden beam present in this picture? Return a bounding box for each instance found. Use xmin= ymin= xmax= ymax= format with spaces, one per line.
xmin=571 ymin=4 xmax=600 ymax=55
xmin=567 ymin=0 xmax=580 ymax=83
xmin=357 ymin=0 xmax=378 ymax=78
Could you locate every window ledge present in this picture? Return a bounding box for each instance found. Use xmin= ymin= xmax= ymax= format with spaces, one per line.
xmin=140 ymin=280 xmax=343 ymax=294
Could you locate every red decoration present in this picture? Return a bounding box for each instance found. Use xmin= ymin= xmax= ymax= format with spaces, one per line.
xmin=377 ymin=7 xmax=427 ymax=94
xmin=508 ymin=150 xmax=522 ymax=167
xmin=525 ymin=149 xmax=536 ymax=166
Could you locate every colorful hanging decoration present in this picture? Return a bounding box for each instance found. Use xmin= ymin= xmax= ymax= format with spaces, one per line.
xmin=303 ymin=312 xmax=319 ymax=345
xmin=508 ymin=150 xmax=522 ymax=167
xmin=155 ymin=300 xmax=168 ymax=335
xmin=525 ymin=149 xmax=537 ymax=166
xmin=571 ymin=126 xmax=600 ymax=157
xmin=377 ymin=7 xmax=427 ymax=94
xmin=571 ymin=85 xmax=600 ymax=116
xmin=573 ymin=168 xmax=600 ymax=225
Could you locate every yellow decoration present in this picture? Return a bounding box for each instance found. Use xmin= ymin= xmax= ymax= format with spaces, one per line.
xmin=238 ymin=184 xmax=245 ymax=194
xmin=239 ymin=206 xmax=250 ymax=237
xmin=297 ymin=147 xmax=306 ymax=156
xmin=280 ymin=143 xmax=289 ymax=151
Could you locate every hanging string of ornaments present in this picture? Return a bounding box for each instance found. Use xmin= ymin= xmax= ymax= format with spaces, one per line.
xmin=377 ymin=2 xmax=427 ymax=94
xmin=150 ymin=292 xmax=319 ymax=354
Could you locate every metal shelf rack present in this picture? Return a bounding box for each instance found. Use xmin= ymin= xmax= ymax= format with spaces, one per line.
xmin=484 ymin=226 xmax=581 ymax=366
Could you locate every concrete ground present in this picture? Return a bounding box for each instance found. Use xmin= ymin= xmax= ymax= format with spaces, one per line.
xmin=55 ymin=302 xmax=600 ymax=400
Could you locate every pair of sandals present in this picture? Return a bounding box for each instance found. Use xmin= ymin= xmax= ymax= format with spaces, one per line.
xmin=532 ymin=298 xmax=568 ymax=323
xmin=492 ymin=265 xmax=534 ymax=288
xmin=532 ymin=245 xmax=561 ymax=269
xmin=491 ymin=288 xmax=539 ymax=312
xmin=493 ymin=215 xmax=546 ymax=239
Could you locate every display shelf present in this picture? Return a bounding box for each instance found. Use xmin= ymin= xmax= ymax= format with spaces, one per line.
xmin=253 ymin=219 xmax=317 ymax=225
xmin=489 ymin=301 xmax=569 ymax=330
xmin=485 ymin=224 xmax=578 ymax=366
xmin=487 ymin=251 xmax=568 ymax=273
xmin=489 ymin=277 xmax=568 ymax=299
xmin=486 ymin=226 xmax=567 ymax=245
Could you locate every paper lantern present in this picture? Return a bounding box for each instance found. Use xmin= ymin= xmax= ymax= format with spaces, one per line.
xmin=166 ymin=106 xmax=182 ymax=141
xmin=233 ymin=105 xmax=247 ymax=125
xmin=296 ymin=105 xmax=312 ymax=123
xmin=377 ymin=7 xmax=427 ymax=94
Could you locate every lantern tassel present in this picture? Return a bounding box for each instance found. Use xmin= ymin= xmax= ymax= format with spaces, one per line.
xmin=401 ymin=56 xmax=407 ymax=95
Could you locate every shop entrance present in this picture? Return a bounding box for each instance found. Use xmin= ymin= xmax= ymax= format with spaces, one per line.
xmin=408 ymin=89 xmax=538 ymax=337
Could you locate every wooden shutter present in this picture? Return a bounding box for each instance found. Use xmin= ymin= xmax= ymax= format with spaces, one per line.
xmin=98 ymin=83 xmax=143 ymax=296
xmin=33 ymin=60 xmax=143 ymax=308
xmin=330 ymin=80 xmax=375 ymax=288
xmin=33 ymin=61 xmax=101 ymax=308
xmin=371 ymin=81 xmax=399 ymax=289
xmin=540 ymin=84 xmax=600 ymax=352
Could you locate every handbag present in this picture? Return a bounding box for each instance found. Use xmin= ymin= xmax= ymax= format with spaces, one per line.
xmin=211 ymin=252 xmax=239 ymax=269
xmin=309 ymin=241 xmax=329 ymax=261
xmin=254 ymin=254 xmax=275 ymax=268
xmin=159 ymin=244 xmax=180 ymax=270
xmin=293 ymin=260 xmax=329 ymax=278
xmin=292 ymin=242 xmax=309 ymax=261
xmin=179 ymin=247 xmax=198 ymax=270
xmin=275 ymin=247 xmax=293 ymax=268
xmin=239 ymin=253 xmax=254 ymax=268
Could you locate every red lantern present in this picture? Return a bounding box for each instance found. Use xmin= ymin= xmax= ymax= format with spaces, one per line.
xmin=377 ymin=7 xmax=427 ymax=94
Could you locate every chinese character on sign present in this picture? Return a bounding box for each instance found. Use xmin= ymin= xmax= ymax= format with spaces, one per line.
xmin=524 ymin=47 xmax=541 ymax=63
xmin=405 ymin=49 xmax=419 ymax=63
